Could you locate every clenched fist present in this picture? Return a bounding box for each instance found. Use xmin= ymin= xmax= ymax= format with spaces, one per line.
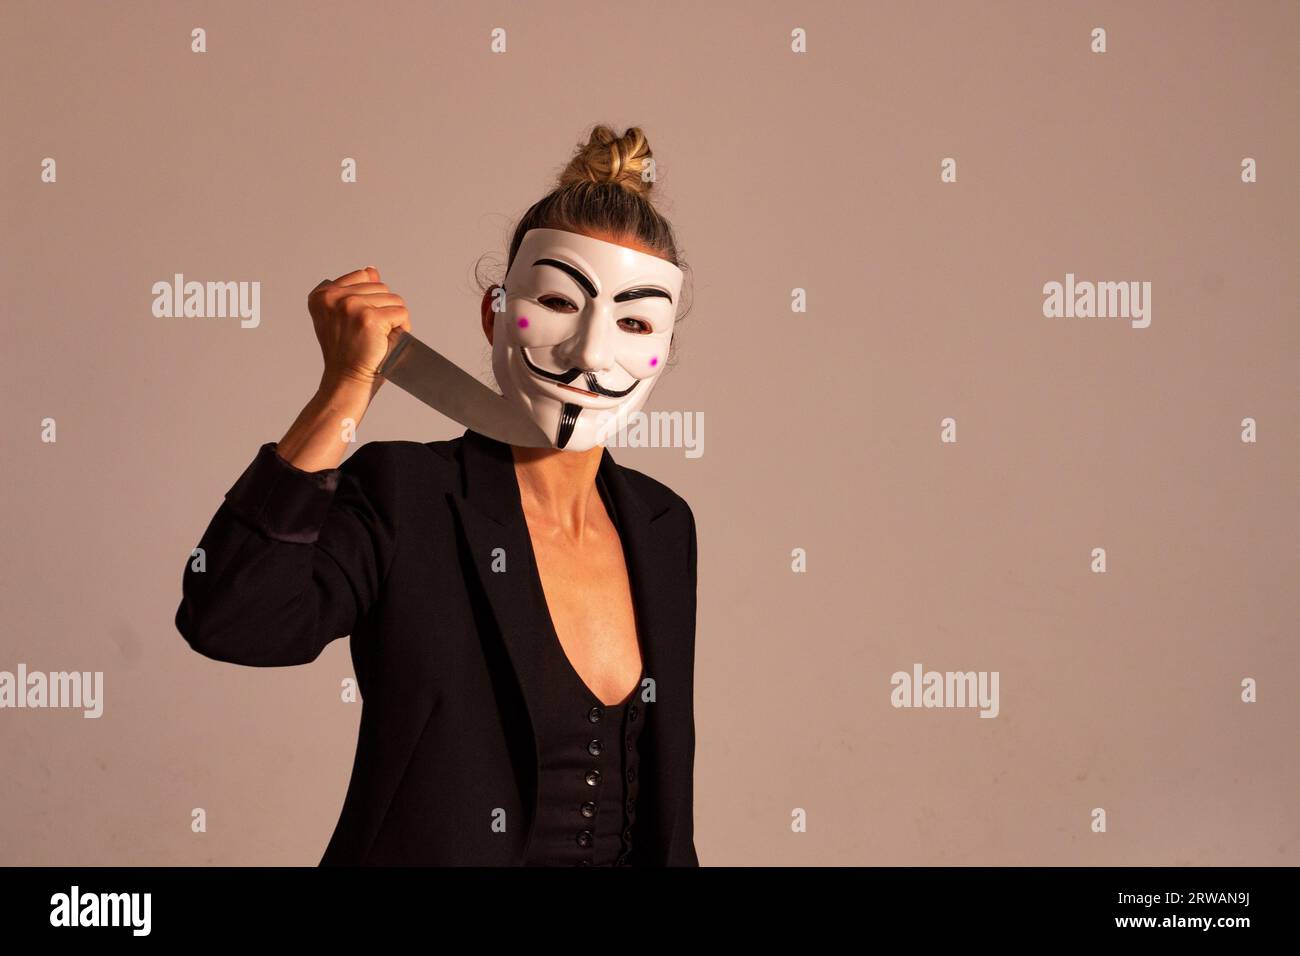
xmin=307 ymin=266 xmax=412 ymax=392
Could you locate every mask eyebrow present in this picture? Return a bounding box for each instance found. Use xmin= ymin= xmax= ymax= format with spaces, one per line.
xmin=533 ymin=258 xmax=596 ymax=299
xmin=614 ymin=287 xmax=673 ymax=305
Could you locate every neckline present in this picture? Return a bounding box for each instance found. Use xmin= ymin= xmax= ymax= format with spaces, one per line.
xmin=521 ymin=469 xmax=646 ymax=709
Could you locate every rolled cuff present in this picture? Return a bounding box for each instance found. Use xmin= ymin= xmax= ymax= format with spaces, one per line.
xmin=222 ymin=442 xmax=341 ymax=543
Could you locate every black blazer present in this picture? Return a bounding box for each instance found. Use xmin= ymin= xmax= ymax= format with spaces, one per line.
xmin=175 ymin=427 xmax=699 ymax=866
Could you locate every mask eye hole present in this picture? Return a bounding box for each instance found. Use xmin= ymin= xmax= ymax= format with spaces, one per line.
xmin=618 ymin=318 xmax=651 ymax=333
xmin=538 ymin=294 xmax=578 ymax=313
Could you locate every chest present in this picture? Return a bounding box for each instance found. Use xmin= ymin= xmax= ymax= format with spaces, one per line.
xmin=522 ymin=506 xmax=643 ymax=707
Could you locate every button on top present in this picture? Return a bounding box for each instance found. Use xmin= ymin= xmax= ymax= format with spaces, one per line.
xmin=520 ymin=592 xmax=647 ymax=866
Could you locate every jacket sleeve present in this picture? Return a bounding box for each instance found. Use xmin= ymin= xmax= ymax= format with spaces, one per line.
xmin=175 ymin=441 xmax=398 ymax=666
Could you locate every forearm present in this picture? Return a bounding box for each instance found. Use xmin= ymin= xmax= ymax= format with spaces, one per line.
xmin=276 ymin=375 xmax=377 ymax=472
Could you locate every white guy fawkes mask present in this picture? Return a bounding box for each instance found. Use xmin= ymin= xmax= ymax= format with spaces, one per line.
xmin=491 ymin=227 xmax=684 ymax=451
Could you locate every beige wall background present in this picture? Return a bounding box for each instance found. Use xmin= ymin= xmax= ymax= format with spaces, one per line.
xmin=1 ymin=0 xmax=1296 ymax=865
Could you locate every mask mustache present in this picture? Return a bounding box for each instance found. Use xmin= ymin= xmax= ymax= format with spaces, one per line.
xmin=520 ymin=348 xmax=639 ymax=398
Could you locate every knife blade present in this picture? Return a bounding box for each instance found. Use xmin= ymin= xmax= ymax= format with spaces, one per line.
xmin=377 ymin=332 xmax=554 ymax=447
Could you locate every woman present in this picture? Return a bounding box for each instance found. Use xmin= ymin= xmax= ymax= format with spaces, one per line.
xmin=175 ymin=125 xmax=699 ymax=867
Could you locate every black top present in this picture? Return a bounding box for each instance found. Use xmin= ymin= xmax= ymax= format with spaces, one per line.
xmin=521 ymin=665 xmax=647 ymax=866
xmin=174 ymin=428 xmax=699 ymax=866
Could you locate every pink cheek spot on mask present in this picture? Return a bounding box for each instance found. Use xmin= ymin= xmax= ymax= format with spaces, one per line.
xmin=517 ymin=316 xmax=529 ymax=329
xmin=649 ymin=356 xmax=658 ymax=367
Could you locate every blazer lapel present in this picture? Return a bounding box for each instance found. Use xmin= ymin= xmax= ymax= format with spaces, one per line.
xmin=448 ymin=428 xmax=687 ymax=863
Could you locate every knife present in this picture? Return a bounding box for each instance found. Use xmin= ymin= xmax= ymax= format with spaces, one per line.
xmin=377 ymin=332 xmax=555 ymax=447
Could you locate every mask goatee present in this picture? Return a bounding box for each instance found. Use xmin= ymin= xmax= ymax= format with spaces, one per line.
xmin=556 ymin=402 xmax=581 ymax=450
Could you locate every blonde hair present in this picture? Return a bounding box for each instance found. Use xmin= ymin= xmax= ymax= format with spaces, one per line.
xmin=557 ymin=124 xmax=657 ymax=197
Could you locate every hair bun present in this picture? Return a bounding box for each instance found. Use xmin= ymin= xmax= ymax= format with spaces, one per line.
xmin=558 ymin=125 xmax=655 ymax=197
